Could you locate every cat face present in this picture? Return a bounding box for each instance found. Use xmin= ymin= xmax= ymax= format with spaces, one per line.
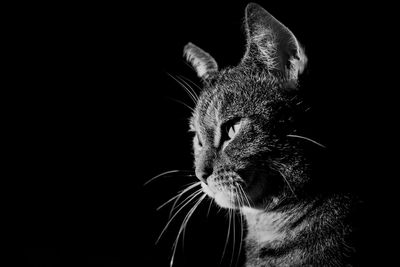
xmin=190 ymin=71 xmax=307 ymax=210
xmin=185 ymin=4 xmax=308 ymax=210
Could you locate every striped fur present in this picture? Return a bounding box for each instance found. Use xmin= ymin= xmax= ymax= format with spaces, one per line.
xmin=185 ymin=3 xmax=356 ymax=266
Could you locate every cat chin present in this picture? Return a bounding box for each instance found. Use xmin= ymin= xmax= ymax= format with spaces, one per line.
xmin=214 ymin=193 xmax=237 ymax=209
xmin=200 ymin=173 xmax=276 ymax=210
xmin=201 ymin=182 xmax=215 ymax=198
xmin=201 ymin=181 xmax=240 ymax=209
xmin=240 ymin=206 xmax=264 ymax=214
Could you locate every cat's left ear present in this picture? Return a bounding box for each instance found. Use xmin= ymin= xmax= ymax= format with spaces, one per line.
xmin=242 ymin=3 xmax=307 ymax=87
xmin=184 ymin=42 xmax=218 ymax=80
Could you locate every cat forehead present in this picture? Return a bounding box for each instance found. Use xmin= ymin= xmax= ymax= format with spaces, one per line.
xmin=191 ymin=72 xmax=283 ymax=131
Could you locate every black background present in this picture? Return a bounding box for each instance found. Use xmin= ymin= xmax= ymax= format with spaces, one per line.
xmin=8 ymin=1 xmax=392 ymax=266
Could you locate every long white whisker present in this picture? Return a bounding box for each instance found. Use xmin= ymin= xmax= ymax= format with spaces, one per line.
xmin=287 ymin=134 xmax=326 ymax=148
xmin=170 ymin=194 xmax=206 ymax=267
xmin=270 ymin=161 xmax=297 ymax=198
xmin=156 ymin=189 xmax=204 ymax=244
xmin=166 ymin=96 xmax=196 ymax=113
xmin=237 ymin=185 xmax=245 ymax=207
xmin=238 ymin=184 xmax=252 ymax=208
xmin=156 ymin=182 xmax=201 ymax=211
xmin=175 ymin=75 xmax=199 ymax=102
xmin=169 ymin=186 xmax=202 ymax=217
xmin=181 ymin=193 xmax=206 ymax=247
xmin=177 ymin=74 xmax=202 ymax=92
xmin=167 ymin=73 xmax=198 ymax=104
xmin=144 ymin=170 xmax=194 ymax=186
xmin=206 ymin=197 xmax=213 ymax=217
xmin=231 ymin=194 xmax=236 ymax=267
xmin=174 ymin=74 xmax=197 ymax=102
xmin=221 ymin=188 xmax=232 ymax=263
xmin=278 ymin=170 xmax=297 ymax=198
xmin=167 ymin=188 xmax=203 ymax=219
xmin=236 ymin=185 xmax=245 ymax=267
xmin=238 ymin=209 xmax=244 ymax=267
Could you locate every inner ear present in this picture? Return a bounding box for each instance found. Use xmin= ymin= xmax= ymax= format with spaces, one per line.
xmin=242 ymin=3 xmax=307 ymax=85
xmin=184 ymin=42 xmax=218 ymax=80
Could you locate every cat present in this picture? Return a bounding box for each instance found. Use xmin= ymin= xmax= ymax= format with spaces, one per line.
xmin=181 ymin=3 xmax=358 ymax=267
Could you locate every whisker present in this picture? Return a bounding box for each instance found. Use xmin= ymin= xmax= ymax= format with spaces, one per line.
xmin=231 ymin=195 xmax=236 ymax=267
xmin=237 ymin=185 xmax=246 ymax=267
xmin=238 ymin=184 xmax=252 ymax=208
xmin=221 ymin=188 xmax=232 ymax=263
xmin=181 ymin=193 xmax=206 ymax=247
xmin=287 ymin=134 xmax=326 ymax=148
xmin=176 ymin=74 xmax=201 ymax=97
xmin=230 ymin=185 xmax=248 ymax=267
xmin=144 ymin=170 xmax=194 ymax=186
xmin=222 ymin=186 xmax=240 ymax=265
xmin=156 ymin=182 xmax=201 ymax=211
xmin=177 ymin=74 xmax=202 ymax=89
xmin=231 ymin=186 xmax=243 ymax=267
xmin=167 ymin=188 xmax=203 ymax=219
xmin=156 ymin=189 xmax=204 ymax=244
xmin=270 ymin=162 xmax=297 ymax=198
xmin=278 ymin=170 xmax=297 ymax=198
xmin=238 ymin=207 xmax=244 ymax=267
xmin=167 ymin=73 xmax=198 ymax=104
xmin=175 ymin=75 xmax=199 ymax=102
xmin=169 ymin=184 xmax=202 ymax=217
xmin=166 ymin=96 xmax=196 ymax=113
xmin=206 ymin=197 xmax=213 ymax=217
xmin=170 ymin=194 xmax=206 ymax=267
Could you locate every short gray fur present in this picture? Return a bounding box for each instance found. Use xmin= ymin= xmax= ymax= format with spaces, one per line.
xmin=184 ymin=3 xmax=356 ymax=266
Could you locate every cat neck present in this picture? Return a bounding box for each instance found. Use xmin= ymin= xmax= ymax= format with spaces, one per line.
xmin=241 ymin=194 xmax=350 ymax=242
xmin=240 ymin=194 xmax=353 ymax=266
xmin=240 ymin=199 xmax=317 ymax=245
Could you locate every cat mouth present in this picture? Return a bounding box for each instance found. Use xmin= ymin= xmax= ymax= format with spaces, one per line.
xmin=201 ymin=167 xmax=281 ymax=210
xmin=201 ymin=173 xmax=249 ymax=209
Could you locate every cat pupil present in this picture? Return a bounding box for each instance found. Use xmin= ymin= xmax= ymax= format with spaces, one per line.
xmin=225 ymin=120 xmax=241 ymax=141
xmin=196 ymin=134 xmax=203 ymax=147
xmin=228 ymin=125 xmax=237 ymax=139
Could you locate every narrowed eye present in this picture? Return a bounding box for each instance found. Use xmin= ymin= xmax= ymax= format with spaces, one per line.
xmin=195 ymin=133 xmax=203 ymax=148
xmin=228 ymin=123 xmax=241 ymax=139
xmin=224 ymin=119 xmax=242 ymax=141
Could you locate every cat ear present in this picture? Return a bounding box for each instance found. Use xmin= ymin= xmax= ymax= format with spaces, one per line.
xmin=242 ymin=3 xmax=307 ymax=86
xmin=184 ymin=42 xmax=218 ymax=80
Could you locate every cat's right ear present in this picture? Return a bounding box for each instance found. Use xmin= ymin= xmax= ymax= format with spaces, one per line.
xmin=184 ymin=42 xmax=218 ymax=80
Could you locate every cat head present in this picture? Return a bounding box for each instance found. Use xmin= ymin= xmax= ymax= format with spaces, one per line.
xmin=185 ymin=3 xmax=310 ymax=210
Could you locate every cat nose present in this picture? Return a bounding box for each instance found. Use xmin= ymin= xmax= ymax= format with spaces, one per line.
xmin=195 ymin=167 xmax=213 ymax=184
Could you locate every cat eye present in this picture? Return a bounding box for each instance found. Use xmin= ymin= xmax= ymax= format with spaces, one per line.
xmin=195 ymin=134 xmax=203 ymax=148
xmin=228 ymin=123 xmax=241 ymax=139
xmin=223 ymin=119 xmax=242 ymax=142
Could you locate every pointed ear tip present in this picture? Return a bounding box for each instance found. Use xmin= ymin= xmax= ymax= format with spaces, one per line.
xmin=244 ymin=3 xmax=274 ymax=27
xmin=185 ymin=42 xmax=194 ymax=47
xmin=183 ymin=42 xmax=192 ymax=51
xmin=245 ymin=2 xmax=261 ymax=11
xmin=245 ymin=3 xmax=256 ymax=17
xmin=183 ymin=42 xmax=195 ymax=57
xmin=245 ymin=2 xmax=267 ymax=15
